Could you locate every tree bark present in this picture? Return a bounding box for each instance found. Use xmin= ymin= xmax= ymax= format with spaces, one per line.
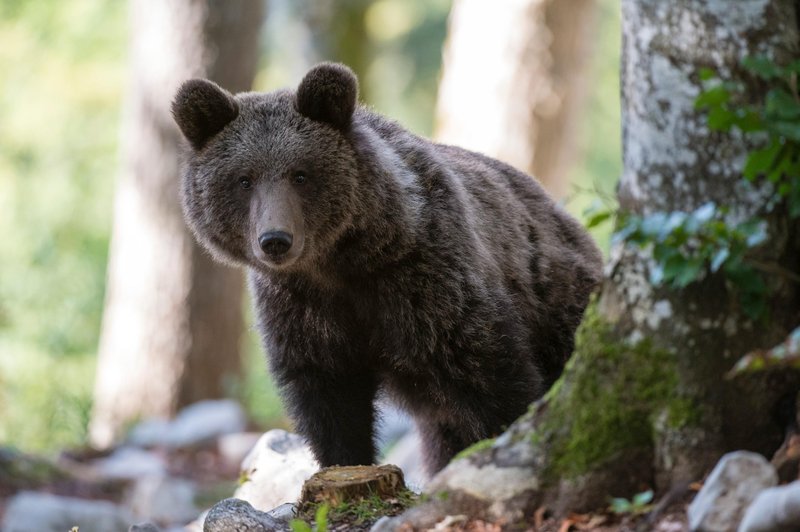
xmin=604 ymin=0 xmax=800 ymax=489
xmin=89 ymin=0 xmax=264 ymax=448
xmin=434 ymin=0 xmax=596 ymax=199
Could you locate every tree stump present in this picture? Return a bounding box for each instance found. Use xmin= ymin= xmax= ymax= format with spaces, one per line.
xmin=299 ymin=464 xmax=405 ymax=509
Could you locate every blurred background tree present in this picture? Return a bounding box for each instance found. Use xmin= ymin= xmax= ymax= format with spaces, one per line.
xmin=88 ymin=0 xmax=264 ymax=448
xmin=0 ymin=0 xmax=621 ymax=453
xmin=436 ymin=0 xmax=596 ymax=199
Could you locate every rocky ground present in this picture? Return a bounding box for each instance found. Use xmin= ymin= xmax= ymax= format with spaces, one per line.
xmin=2 ymin=399 xmax=799 ymax=531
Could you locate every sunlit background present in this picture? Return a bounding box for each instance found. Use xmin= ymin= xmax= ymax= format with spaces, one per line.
xmin=0 ymin=0 xmax=620 ymax=453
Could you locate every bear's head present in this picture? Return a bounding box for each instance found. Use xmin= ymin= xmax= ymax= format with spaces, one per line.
xmin=172 ymin=63 xmax=361 ymax=272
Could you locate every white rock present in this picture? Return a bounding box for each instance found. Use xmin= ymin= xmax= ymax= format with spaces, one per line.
xmin=1 ymin=491 xmax=133 ymax=532
xmin=126 ymin=475 xmax=197 ymax=525
xmin=688 ymin=451 xmax=778 ymax=532
xmin=91 ymin=446 xmax=166 ymax=480
xmin=738 ymin=480 xmax=800 ymax=532
xmin=233 ymin=429 xmax=319 ymax=511
xmin=217 ymin=432 xmax=262 ymax=468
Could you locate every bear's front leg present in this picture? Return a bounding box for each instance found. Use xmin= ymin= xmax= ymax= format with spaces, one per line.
xmin=279 ymin=368 xmax=378 ymax=467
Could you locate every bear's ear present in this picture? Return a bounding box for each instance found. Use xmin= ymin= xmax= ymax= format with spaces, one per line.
xmin=295 ymin=63 xmax=358 ymax=130
xmin=172 ymin=79 xmax=239 ymax=150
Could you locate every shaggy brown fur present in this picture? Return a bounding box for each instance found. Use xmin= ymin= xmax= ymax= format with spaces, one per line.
xmin=172 ymin=63 xmax=602 ymax=474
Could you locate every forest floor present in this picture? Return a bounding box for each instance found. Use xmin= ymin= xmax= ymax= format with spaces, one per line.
xmin=1 ymin=434 xmax=697 ymax=531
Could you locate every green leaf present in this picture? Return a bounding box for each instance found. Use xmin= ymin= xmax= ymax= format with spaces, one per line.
xmin=585 ymin=209 xmax=613 ymax=229
xmin=744 ymin=221 xmax=768 ymax=247
xmin=695 ymin=86 xmax=730 ymax=109
xmin=742 ymin=55 xmax=783 ymax=79
xmin=693 ymin=202 xmax=717 ymax=224
xmin=771 ymin=121 xmax=800 ymax=142
xmin=707 ymin=106 xmax=735 ymax=130
xmin=765 ymin=89 xmax=800 ymax=120
xmin=670 ymin=257 xmax=705 ymax=288
xmin=710 ymin=247 xmax=730 ymax=272
xmin=640 ymin=212 xmax=669 ymax=239
xmin=698 ymin=67 xmax=717 ymax=81
xmin=610 ymin=498 xmax=633 ymax=514
xmin=315 ymin=504 xmax=330 ymax=532
xmin=612 ymin=220 xmax=640 ymax=246
xmin=290 ymin=521 xmax=313 ymax=532
xmin=632 ymin=490 xmax=654 ymax=506
xmin=731 ymin=109 xmax=763 ymax=132
xmin=743 ymin=141 xmax=781 ymax=180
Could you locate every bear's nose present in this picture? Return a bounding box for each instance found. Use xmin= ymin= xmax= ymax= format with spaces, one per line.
xmin=259 ymin=231 xmax=293 ymax=258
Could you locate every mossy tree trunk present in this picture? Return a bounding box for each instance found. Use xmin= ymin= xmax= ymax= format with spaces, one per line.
xmin=89 ymin=0 xmax=264 ymax=448
xmin=392 ymin=1 xmax=800 ymax=525
xmin=434 ymin=0 xmax=596 ymax=199
xmin=536 ymin=0 xmax=800 ymax=512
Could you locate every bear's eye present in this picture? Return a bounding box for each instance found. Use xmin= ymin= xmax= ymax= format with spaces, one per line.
xmin=292 ymin=172 xmax=307 ymax=186
xmin=239 ymin=177 xmax=252 ymax=190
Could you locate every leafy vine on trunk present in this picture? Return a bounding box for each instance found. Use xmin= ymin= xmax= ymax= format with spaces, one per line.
xmin=585 ymin=55 xmax=800 ymax=319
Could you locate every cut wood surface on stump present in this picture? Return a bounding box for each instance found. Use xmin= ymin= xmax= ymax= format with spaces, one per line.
xmin=300 ymin=464 xmax=405 ymax=509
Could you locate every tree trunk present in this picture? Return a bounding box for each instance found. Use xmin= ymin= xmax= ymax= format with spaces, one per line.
xmin=434 ymin=0 xmax=596 ymax=199
xmin=300 ymin=0 xmax=373 ymax=104
xmin=385 ymin=1 xmax=800 ymax=527
xmin=89 ymin=0 xmax=264 ymax=448
xmin=601 ymin=0 xmax=800 ymax=490
xmin=522 ymin=0 xmax=800 ymax=512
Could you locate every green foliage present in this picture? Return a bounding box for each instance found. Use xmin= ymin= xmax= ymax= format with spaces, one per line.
xmin=296 ymin=491 xmax=417 ymax=529
xmin=609 ymin=489 xmax=654 ymax=515
xmin=291 ymin=504 xmax=329 ymax=532
xmin=587 ymin=55 xmax=800 ymax=320
xmin=614 ymin=202 xmax=769 ymax=319
xmin=695 ymin=56 xmax=800 ymax=217
xmin=0 ymin=0 xmax=124 ymax=452
xmin=0 ymin=343 xmax=95 ymax=452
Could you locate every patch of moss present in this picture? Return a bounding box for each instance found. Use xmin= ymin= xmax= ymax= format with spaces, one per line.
xmin=453 ymin=437 xmax=496 ymax=461
xmin=298 ymin=489 xmax=418 ymax=528
xmin=538 ymin=305 xmax=699 ymax=479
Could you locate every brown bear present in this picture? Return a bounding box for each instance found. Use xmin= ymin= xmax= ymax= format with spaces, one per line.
xmin=172 ymin=63 xmax=602 ymax=474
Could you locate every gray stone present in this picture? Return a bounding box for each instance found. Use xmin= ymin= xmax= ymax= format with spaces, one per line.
xmin=129 ymin=523 xmax=162 ymax=532
xmin=128 ymin=419 xmax=173 ymax=448
xmin=370 ymin=515 xmax=393 ymax=532
xmin=129 ymin=400 xmax=247 ymax=449
xmin=266 ymin=502 xmax=297 ymax=523
xmin=233 ymin=429 xmax=318 ymax=511
xmin=127 ymin=475 xmax=198 ymax=525
xmin=2 ymin=491 xmax=133 ymax=532
xmin=688 ymin=451 xmax=778 ymax=532
xmin=93 ymin=447 xmax=166 ymax=480
xmin=162 ymin=399 xmax=247 ymax=448
xmin=738 ymin=480 xmax=800 ymax=532
xmin=203 ymin=498 xmax=289 ymax=532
